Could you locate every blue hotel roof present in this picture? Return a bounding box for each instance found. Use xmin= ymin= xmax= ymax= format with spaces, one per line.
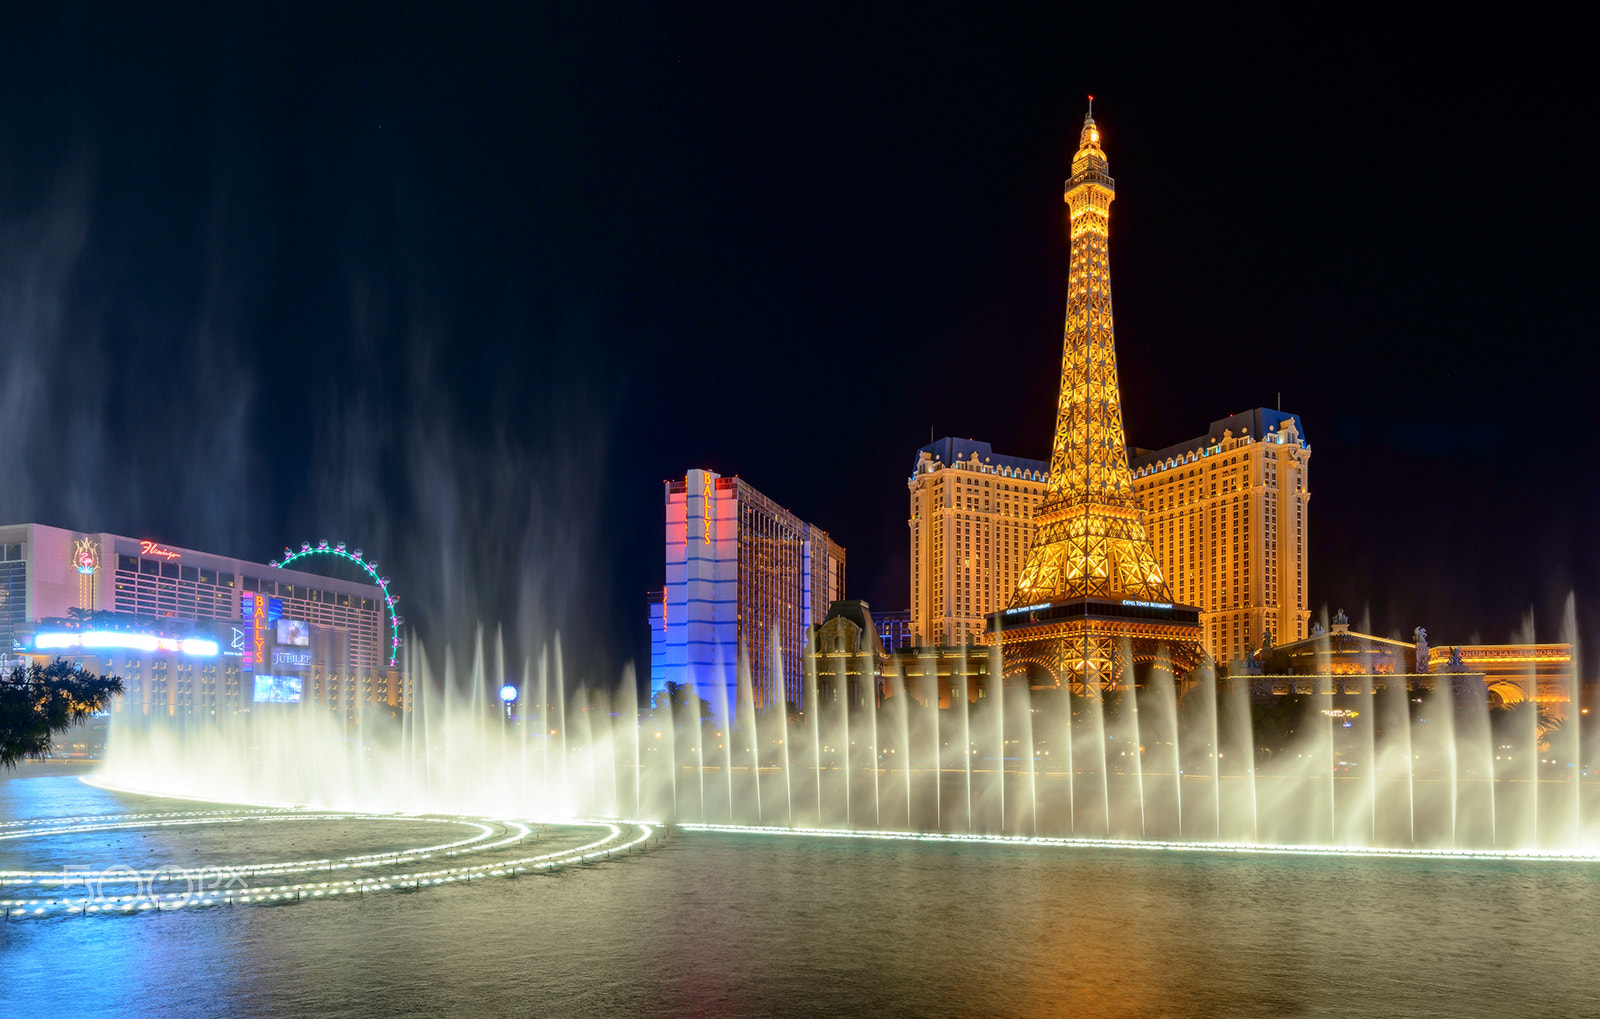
xmin=1128 ymin=408 xmax=1307 ymax=470
xmin=912 ymin=438 xmax=1048 ymax=477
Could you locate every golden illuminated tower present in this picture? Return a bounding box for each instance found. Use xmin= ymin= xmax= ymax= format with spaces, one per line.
xmin=987 ymin=101 xmax=1207 ymax=686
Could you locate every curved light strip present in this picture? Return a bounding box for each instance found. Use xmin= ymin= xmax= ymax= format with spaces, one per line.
xmin=677 ymin=822 xmax=1600 ymax=863
xmin=0 ymin=810 xmax=656 ymax=919
xmin=0 ymin=813 xmax=501 ymax=872
xmin=271 ymin=540 xmax=402 ymax=668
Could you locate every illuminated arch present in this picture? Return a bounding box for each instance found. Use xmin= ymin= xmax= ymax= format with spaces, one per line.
xmin=271 ymin=540 xmax=403 ymax=668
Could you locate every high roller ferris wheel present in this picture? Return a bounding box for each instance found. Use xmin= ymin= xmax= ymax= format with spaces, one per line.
xmin=271 ymin=540 xmax=403 ymax=668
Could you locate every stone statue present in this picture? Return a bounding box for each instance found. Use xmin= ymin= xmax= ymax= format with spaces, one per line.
xmin=1447 ymin=646 xmax=1466 ymax=671
xmin=1333 ymin=609 xmax=1349 ymax=626
xmin=1262 ymin=629 xmax=1274 ymax=652
xmin=1413 ymin=627 xmax=1429 ymax=674
xmin=1311 ymin=621 xmax=1324 ymax=637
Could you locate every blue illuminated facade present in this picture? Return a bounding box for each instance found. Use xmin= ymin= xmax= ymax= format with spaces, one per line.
xmin=651 ymin=470 xmax=844 ymax=716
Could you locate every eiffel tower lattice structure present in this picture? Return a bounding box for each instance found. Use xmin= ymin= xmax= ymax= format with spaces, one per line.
xmin=985 ymin=100 xmax=1208 ymax=690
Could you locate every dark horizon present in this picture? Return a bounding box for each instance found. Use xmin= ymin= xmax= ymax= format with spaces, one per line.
xmin=2 ymin=6 xmax=1595 ymax=682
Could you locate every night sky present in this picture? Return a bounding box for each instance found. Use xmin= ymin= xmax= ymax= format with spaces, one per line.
xmin=2 ymin=5 xmax=1596 ymax=683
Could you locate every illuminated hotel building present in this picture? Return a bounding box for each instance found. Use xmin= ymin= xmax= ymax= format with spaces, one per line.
xmin=907 ymin=439 xmax=1049 ymax=646
xmin=652 ymin=470 xmax=845 ymax=712
xmin=1128 ymin=409 xmax=1311 ymax=663
xmin=908 ymin=409 xmax=1309 ymax=665
xmin=0 ymin=522 xmax=402 ymax=716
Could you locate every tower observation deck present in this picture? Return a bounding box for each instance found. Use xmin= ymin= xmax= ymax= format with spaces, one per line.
xmin=986 ymin=101 xmax=1208 ymax=688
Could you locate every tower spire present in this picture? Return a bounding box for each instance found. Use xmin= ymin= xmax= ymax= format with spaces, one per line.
xmin=1080 ymin=96 xmax=1099 ymax=149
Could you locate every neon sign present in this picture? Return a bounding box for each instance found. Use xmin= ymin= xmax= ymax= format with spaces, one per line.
xmin=1121 ymin=599 xmax=1174 ymax=610
xmin=702 ymin=474 xmax=714 ymax=545
xmin=243 ymin=593 xmax=266 ymax=672
xmin=73 ymin=538 xmax=99 ymax=575
xmin=241 ymin=594 xmax=285 ymax=673
xmin=139 ymin=541 xmax=182 ymax=561
xmin=1005 ymin=602 xmax=1052 ymax=615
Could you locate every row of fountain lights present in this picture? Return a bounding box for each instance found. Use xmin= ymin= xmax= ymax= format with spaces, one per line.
xmin=0 ymin=808 xmax=658 ymax=920
xmin=271 ymin=541 xmax=403 ymax=669
xmin=680 ymin=823 xmax=1600 ymax=863
xmin=9 ymin=811 xmax=1596 ymax=921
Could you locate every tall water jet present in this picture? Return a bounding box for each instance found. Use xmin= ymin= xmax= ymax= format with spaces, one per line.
xmin=1323 ymin=676 xmax=1337 ymax=844
xmin=1560 ymin=594 xmax=1582 ymax=848
xmin=1515 ymin=610 xmax=1540 ymax=849
xmin=555 ymin=639 xmax=570 ymax=814
xmin=660 ymin=675 xmax=678 ymax=820
xmin=619 ymin=664 xmax=640 ymax=818
xmin=1144 ymin=660 xmax=1181 ymax=840
xmin=805 ymin=646 xmax=822 ymax=827
xmin=1001 ymin=651 xmax=1038 ymax=836
xmin=986 ymin=643 xmax=1004 ymax=833
xmin=837 ymin=650 xmax=853 ymax=828
xmin=1381 ymin=666 xmax=1416 ymax=845
xmin=1084 ymin=671 xmax=1110 ymax=836
xmin=959 ymin=643 xmax=973 ymax=831
xmin=711 ymin=653 xmax=734 ymax=822
xmin=1061 ymin=681 xmax=1076 ymax=837
xmin=736 ymin=647 xmax=762 ymax=825
xmin=866 ymin=653 xmax=881 ymax=830
xmin=1354 ymin=673 xmax=1376 ymax=845
xmin=581 ymin=682 xmax=599 ymax=814
xmin=689 ymin=676 xmax=707 ymax=822
xmin=440 ymin=652 xmax=455 ymax=806
xmin=889 ymin=659 xmax=912 ymax=830
xmin=1223 ymin=670 xmax=1257 ymax=842
xmin=922 ymin=647 xmax=940 ymax=831
xmin=1104 ymin=640 xmax=1145 ymax=839
xmin=1195 ymin=667 xmax=1221 ymax=841
xmin=771 ymin=633 xmax=793 ymax=827
xmin=1410 ymin=673 xmax=1459 ymax=847
xmin=537 ymin=648 xmax=550 ymax=806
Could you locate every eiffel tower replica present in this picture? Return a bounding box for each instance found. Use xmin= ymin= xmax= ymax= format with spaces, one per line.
xmin=985 ymin=100 xmax=1207 ymax=689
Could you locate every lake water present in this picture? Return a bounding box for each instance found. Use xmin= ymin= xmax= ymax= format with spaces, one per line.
xmin=3 ymin=764 xmax=1598 ymax=1017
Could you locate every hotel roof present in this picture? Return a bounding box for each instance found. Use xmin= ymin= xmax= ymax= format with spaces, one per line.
xmin=1128 ymin=408 xmax=1308 ymax=470
xmin=912 ymin=438 xmax=1048 ymax=478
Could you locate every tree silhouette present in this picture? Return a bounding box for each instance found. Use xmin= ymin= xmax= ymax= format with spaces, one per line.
xmin=0 ymin=659 xmax=123 ymax=769
xmin=660 ymin=681 xmax=713 ymax=725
